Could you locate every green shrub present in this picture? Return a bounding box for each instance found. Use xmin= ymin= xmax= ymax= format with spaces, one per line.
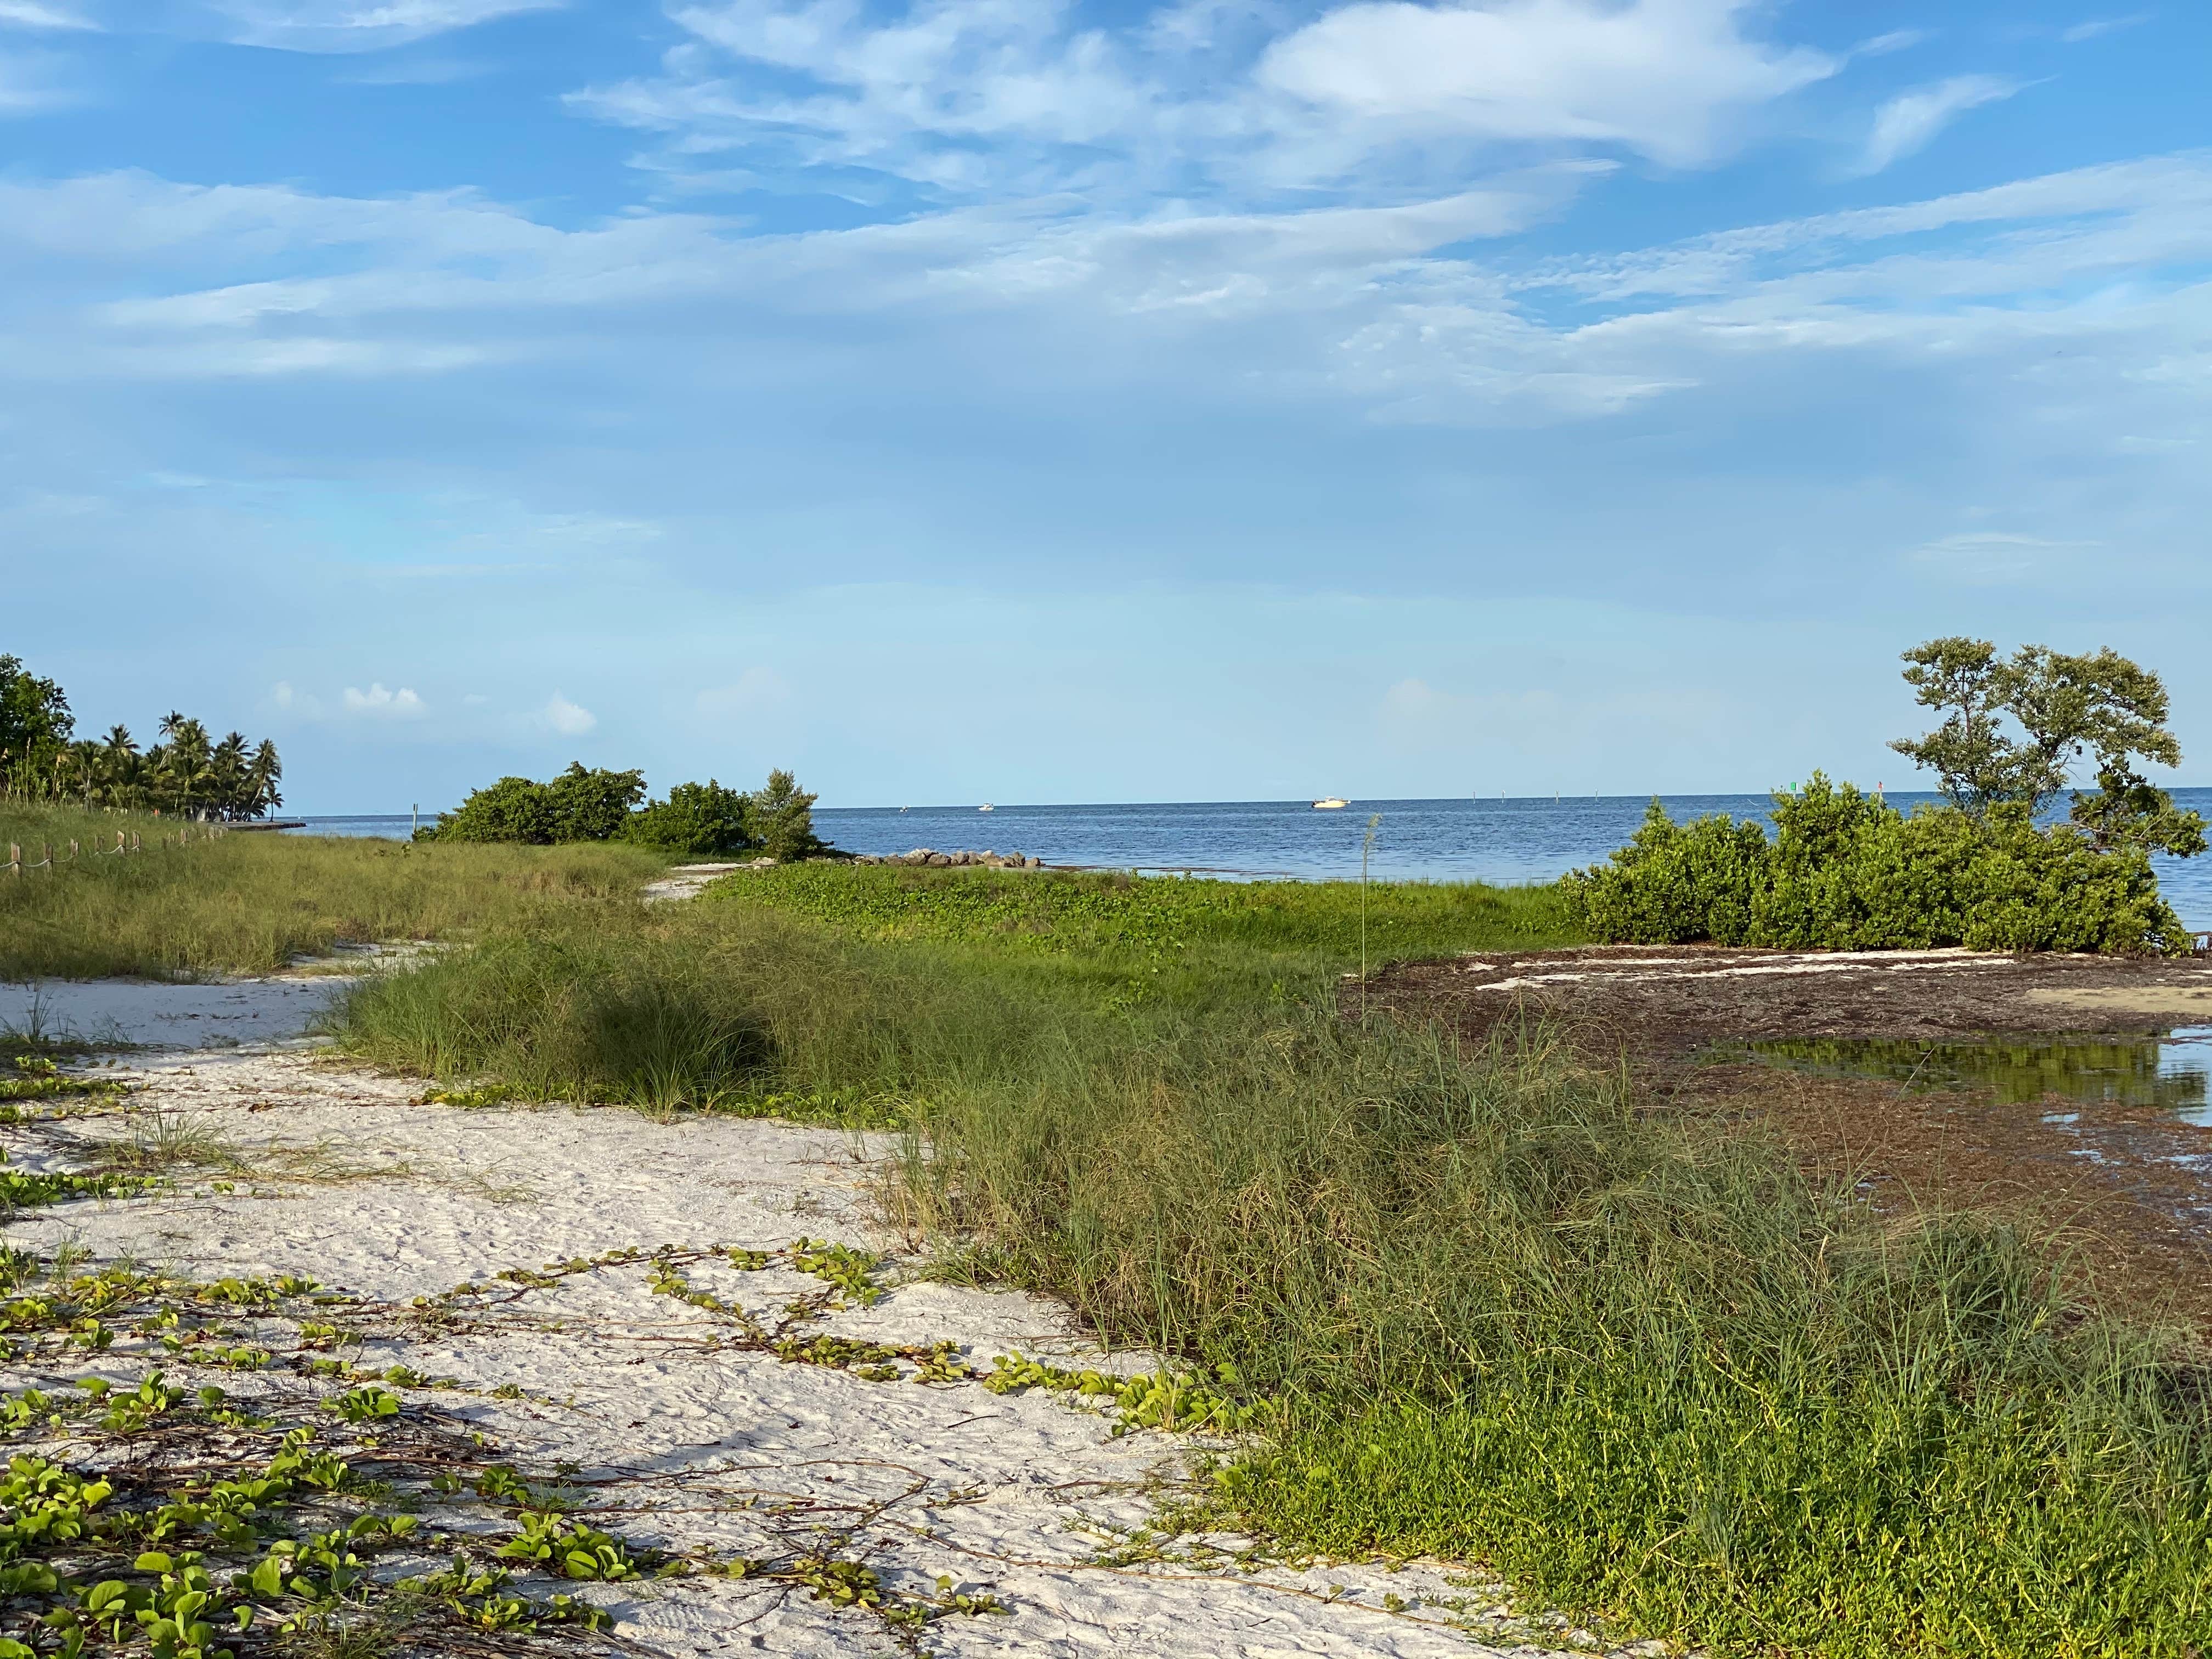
xmin=1566 ymin=775 xmax=2190 ymax=953
xmin=424 ymin=764 xmax=822 ymax=859
xmin=748 ymin=769 xmax=822 ymax=863
xmin=545 ymin=762 xmax=645 ymax=842
xmin=625 ymin=780 xmax=754 ymax=856
xmin=424 ymin=764 xmax=645 ymax=845
xmin=424 ymin=776 xmax=556 ymax=844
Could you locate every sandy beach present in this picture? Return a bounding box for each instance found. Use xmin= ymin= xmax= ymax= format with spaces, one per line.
xmin=0 ymin=968 xmax=1631 ymax=1658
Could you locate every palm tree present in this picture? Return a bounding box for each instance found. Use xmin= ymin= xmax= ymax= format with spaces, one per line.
xmin=210 ymin=731 xmax=249 ymax=819
xmin=66 ymin=740 xmax=103 ymax=808
xmin=159 ymin=718 xmax=212 ymax=817
xmin=246 ymin=740 xmax=284 ymax=820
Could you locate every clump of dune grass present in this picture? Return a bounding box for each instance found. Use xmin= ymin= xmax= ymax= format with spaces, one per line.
xmin=905 ymin=1013 xmax=2212 ymax=1655
xmin=0 ymin=803 xmax=667 ymax=978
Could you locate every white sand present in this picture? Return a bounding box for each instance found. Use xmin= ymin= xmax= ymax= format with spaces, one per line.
xmin=644 ymin=862 xmax=764 ymax=903
xmin=2 ymin=977 xmax=1632 ymax=1659
xmin=1460 ymin=947 xmax=2009 ymax=993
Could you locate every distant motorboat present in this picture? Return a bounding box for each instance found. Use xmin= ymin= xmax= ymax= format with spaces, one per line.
xmin=979 ymin=803 xmax=995 ymax=812
xmin=1312 ymin=797 xmax=1350 ymax=810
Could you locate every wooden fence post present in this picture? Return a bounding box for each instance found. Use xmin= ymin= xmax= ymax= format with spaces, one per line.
xmin=6 ymin=843 xmax=17 ymax=878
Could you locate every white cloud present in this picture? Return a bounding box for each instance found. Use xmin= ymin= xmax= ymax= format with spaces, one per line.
xmin=271 ymin=680 xmax=327 ymax=717
xmin=2061 ymin=14 xmax=2149 ymax=44
xmin=579 ymin=0 xmax=1837 ymax=201
xmin=1854 ymin=29 xmax=1929 ymax=58
xmin=541 ymin=692 xmax=595 ymax=735
xmin=1904 ymin=532 xmax=2100 ymax=584
xmin=0 ymin=2 xmax=97 ymax=27
xmin=3 ymin=150 xmax=2209 ymax=447
xmin=696 ymin=668 xmax=791 ymax=717
xmin=342 ymin=681 xmax=428 ymax=716
xmin=1256 ymin=0 xmax=1837 ymax=170
xmin=1854 ymin=75 xmax=2021 ymax=176
xmin=193 ymin=1 xmax=558 ymax=53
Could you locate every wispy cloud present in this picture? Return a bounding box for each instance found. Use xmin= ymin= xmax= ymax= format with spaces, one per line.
xmin=7 ymin=148 xmax=2210 ymax=436
xmin=272 ymin=681 xmax=325 ymax=718
xmin=0 ymin=2 xmax=98 ymax=28
xmin=1255 ymin=0 xmax=1837 ymax=171
xmin=1905 ymin=532 xmax=2101 ymax=584
xmin=195 ymin=1 xmax=559 ymax=53
xmin=578 ymin=0 xmax=1839 ymax=202
xmin=1854 ymin=29 xmax=1930 ymax=58
xmin=2061 ymin=13 xmax=2151 ymax=44
xmin=343 ymin=682 xmax=428 ymax=717
xmin=540 ymin=692 xmax=594 ymax=736
xmin=1854 ymin=75 xmax=2021 ymax=175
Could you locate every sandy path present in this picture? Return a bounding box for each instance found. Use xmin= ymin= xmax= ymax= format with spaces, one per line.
xmin=2 ymin=979 xmax=1622 ymax=1659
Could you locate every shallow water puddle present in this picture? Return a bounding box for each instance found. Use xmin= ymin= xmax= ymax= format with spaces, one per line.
xmin=1733 ymin=1029 xmax=2212 ymax=1127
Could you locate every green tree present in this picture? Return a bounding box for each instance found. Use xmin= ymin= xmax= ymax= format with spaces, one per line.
xmin=246 ymin=740 xmax=284 ymax=819
xmin=426 ymin=776 xmax=557 ymax=844
xmin=156 ymin=716 xmax=213 ymax=818
xmin=626 ymin=780 xmax=755 ymax=856
xmin=0 ymin=654 xmax=73 ymax=794
xmin=747 ymin=769 xmax=822 ymax=862
xmin=210 ymin=731 xmax=250 ymax=818
xmin=545 ymin=762 xmax=646 ymax=843
xmin=1890 ymin=637 xmax=2205 ymax=857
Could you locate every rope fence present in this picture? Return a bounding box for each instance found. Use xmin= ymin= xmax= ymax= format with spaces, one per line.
xmin=5 ymin=821 xmax=229 ymax=878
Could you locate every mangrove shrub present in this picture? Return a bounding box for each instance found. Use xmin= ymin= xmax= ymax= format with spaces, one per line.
xmin=1565 ymin=776 xmax=2191 ymax=953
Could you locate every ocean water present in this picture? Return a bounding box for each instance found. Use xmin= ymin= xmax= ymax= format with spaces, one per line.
xmin=288 ymin=787 xmax=2212 ymax=929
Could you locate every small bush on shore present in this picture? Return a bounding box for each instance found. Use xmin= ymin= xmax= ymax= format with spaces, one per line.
xmin=625 ymin=779 xmax=752 ymax=856
xmin=426 ymin=763 xmax=646 ymax=846
xmin=1565 ymin=775 xmax=2192 ymax=952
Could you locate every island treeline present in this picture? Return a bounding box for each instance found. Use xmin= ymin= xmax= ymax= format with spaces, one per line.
xmin=1 ymin=653 xmax=283 ymax=820
xmin=421 ymin=764 xmax=826 ymax=861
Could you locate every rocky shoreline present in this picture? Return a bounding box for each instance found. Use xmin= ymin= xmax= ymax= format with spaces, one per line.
xmin=839 ymin=847 xmax=1043 ymax=869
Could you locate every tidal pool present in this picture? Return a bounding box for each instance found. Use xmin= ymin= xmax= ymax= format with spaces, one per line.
xmin=1733 ymin=1029 xmax=2212 ymax=1126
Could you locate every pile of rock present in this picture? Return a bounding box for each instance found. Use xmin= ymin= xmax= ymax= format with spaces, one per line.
xmin=845 ymin=848 xmax=1043 ymax=870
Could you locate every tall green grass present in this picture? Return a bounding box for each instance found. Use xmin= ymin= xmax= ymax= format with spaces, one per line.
xmin=330 ymin=867 xmax=2212 ymax=1655
xmin=0 ymin=803 xmax=667 ymax=978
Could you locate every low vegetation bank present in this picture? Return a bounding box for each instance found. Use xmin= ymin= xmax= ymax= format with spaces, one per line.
xmin=334 ymin=865 xmax=2212 ymax=1657
xmin=0 ymin=803 xmax=664 ymax=979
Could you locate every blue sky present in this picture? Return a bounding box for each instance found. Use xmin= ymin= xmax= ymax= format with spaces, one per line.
xmin=7 ymin=1 xmax=2208 ymax=811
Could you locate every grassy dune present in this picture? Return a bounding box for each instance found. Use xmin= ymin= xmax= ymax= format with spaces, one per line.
xmin=331 ymin=862 xmax=2212 ymax=1657
xmin=0 ymin=804 xmax=666 ymax=978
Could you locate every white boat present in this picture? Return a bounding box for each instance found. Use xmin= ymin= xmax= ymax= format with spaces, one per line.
xmin=979 ymin=803 xmax=995 ymax=812
xmin=1312 ymin=797 xmax=1349 ymax=810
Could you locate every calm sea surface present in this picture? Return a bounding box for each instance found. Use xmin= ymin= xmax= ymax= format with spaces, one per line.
xmin=290 ymin=787 xmax=2212 ymax=930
